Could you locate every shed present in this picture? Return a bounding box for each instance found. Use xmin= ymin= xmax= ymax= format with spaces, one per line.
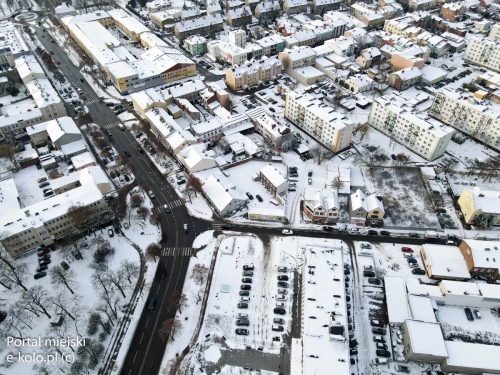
xmin=420 ymin=166 xmax=436 ymax=180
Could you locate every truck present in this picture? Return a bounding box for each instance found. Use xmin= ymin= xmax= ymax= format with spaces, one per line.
xmin=425 ymin=230 xmax=439 ymax=238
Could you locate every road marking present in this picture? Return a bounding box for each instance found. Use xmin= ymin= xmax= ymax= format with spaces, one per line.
xmin=152 ymin=199 xmax=183 ymax=213
xmin=213 ymin=223 xmax=222 ymax=230
xmin=139 ymin=332 xmax=145 ymax=344
xmin=85 ymin=99 xmax=98 ymax=105
xmin=103 ymin=122 xmax=120 ymax=129
xmin=161 ymin=247 xmax=192 ymax=257
xmin=133 ymin=350 xmax=138 ymax=363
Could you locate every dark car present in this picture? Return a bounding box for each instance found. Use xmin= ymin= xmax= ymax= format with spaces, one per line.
xmin=277 ymin=275 xmax=289 ymax=281
xmin=274 ymin=318 xmax=285 ymax=324
xmin=246 ymin=192 xmax=254 ymax=200
xmin=236 ymin=319 xmax=250 ymax=326
xmin=363 ymin=271 xmax=375 ymax=277
xmin=39 ymin=182 xmax=50 ymax=188
xmin=376 ymin=349 xmax=391 ymax=357
xmin=372 ymin=327 xmax=387 ymax=335
xmin=274 ymin=307 xmax=286 ymax=315
xmin=464 ymin=307 xmax=474 ymax=321
xmin=408 ymin=232 xmax=420 ymax=238
xmin=350 ymin=348 xmax=358 ymax=356
xmin=412 ymin=268 xmax=426 ymax=275
xmin=368 ymin=230 xmax=378 ymax=235
xmin=368 ymin=278 xmax=381 ymax=285
xmin=221 ymin=224 xmax=232 ymax=229
xmin=235 ymin=328 xmax=249 ymax=335
xmin=242 ymin=270 xmax=253 ymax=277
xmin=36 ymin=265 xmax=48 ymax=273
xmin=243 ymin=264 xmax=254 ymax=270
xmin=148 ymin=298 xmax=156 ymax=310
xmin=61 ymin=261 xmax=70 ymax=270
xmin=239 ymin=290 xmax=249 ymax=296
xmin=237 ymin=303 xmax=249 ymax=309
xmin=278 ymin=281 xmax=289 ymax=288
xmin=256 ymin=195 xmax=263 ymax=202
xmin=137 ymin=146 xmax=144 ymax=153
xmin=380 ymin=230 xmax=390 ymax=236
xmin=124 ymin=150 xmax=131 ymax=157
xmin=34 ymin=272 xmax=47 ymax=280
xmin=240 ymin=284 xmax=251 ymax=290
xmin=39 ymin=253 xmax=51 ymax=260
xmin=38 ymin=248 xmax=50 ymax=256
xmin=323 ymin=226 xmax=334 ymax=231
xmin=407 ymin=258 xmax=417 ymax=264
xmin=242 ymin=278 xmax=252 ymax=283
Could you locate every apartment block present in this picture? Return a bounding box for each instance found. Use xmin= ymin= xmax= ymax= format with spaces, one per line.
xmin=0 ymin=21 xmax=30 ymax=67
xmin=256 ymin=34 xmax=285 ymax=56
xmin=252 ymin=113 xmax=292 ymax=148
xmin=26 ymin=79 xmax=67 ymax=121
xmin=283 ymin=0 xmax=309 ymax=15
xmin=284 ymin=90 xmax=354 ymax=153
xmin=225 ymin=56 xmax=282 ymax=90
xmin=463 ymin=37 xmax=500 ymax=73
xmin=174 ymin=14 xmax=223 ymax=40
xmin=255 ymin=1 xmax=280 ymax=20
xmin=369 ymin=94 xmax=455 ymax=161
xmin=429 ymin=88 xmax=500 ymax=152
xmin=313 ymin=0 xmax=342 ymax=14
xmin=108 ymin=9 xmax=150 ymax=42
xmin=489 ymin=24 xmax=500 ymax=41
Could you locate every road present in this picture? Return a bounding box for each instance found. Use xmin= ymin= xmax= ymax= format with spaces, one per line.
xmin=34 ymin=26 xmax=445 ymax=375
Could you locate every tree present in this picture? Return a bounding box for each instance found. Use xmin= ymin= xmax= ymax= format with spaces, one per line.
xmin=105 ymin=270 xmax=127 ymax=298
xmin=50 ymin=265 xmax=78 ymax=294
xmin=145 ymin=243 xmax=161 ymax=263
xmin=76 ymin=112 xmax=93 ymax=127
xmin=158 ymin=318 xmax=181 ymax=342
xmin=137 ymin=205 xmax=150 ymax=221
xmin=353 ymin=146 xmax=389 ymax=174
xmin=329 ymin=176 xmax=345 ymax=190
xmin=310 ymin=145 xmax=328 ymax=165
xmin=0 ymin=262 xmax=28 ymax=291
xmin=93 ymin=238 xmax=114 ymax=263
xmin=393 ymin=153 xmax=411 ymax=168
xmin=356 ymin=123 xmax=370 ymax=141
xmin=67 ymin=203 xmax=97 ymax=230
xmin=0 ymin=144 xmax=16 ymax=166
xmin=168 ymin=291 xmax=187 ymax=314
xmin=131 ymin=193 xmax=144 ymax=207
xmin=441 ymin=157 xmax=458 ymax=175
xmin=91 ymin=270 xmax=112 ymax=296
xmin=149 ymin=211 xmax=162 ymax=227
xmin=183 ymin=187 xmax=195 ymax=204
xmin=5 ymin=85 xmax=19 ymax=96
xmin=186 ymin=175 xmax=203 ymax=197
xmin=19 ymin=286 xmax=52 ymax=319
xmin=190 ymin=263 xmax=209 ymax=286
xmin=120 ymin=260 xmax=140 ymax=284
xmin=50 ymin=293 xmax=81 ymax=321
xmin=471 ymin=213 xmax=494 ymax=229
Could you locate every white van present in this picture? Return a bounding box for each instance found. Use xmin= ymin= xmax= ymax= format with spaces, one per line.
xmin=118 ymin=123 xmax=125 ymax=130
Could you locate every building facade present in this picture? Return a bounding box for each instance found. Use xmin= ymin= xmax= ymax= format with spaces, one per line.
xmin=463 ymin=37 xmax=500 ymax=73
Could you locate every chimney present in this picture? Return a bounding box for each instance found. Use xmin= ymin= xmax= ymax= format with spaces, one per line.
xmin=24 ymin=210 xmax=30 ymax=217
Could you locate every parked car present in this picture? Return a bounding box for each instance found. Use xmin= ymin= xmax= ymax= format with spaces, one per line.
xmin=34 ymin=272 xmax=47 ymax=279
xmin=239 ymin=291 xmax=249 ymax=296
xmin=276 ymin=294 xmax=287 ymax=301
xmin=274 ymin=318 xmax=285 ymax=324
xmin=323 ymin=226 xmax=334 ymax=231
xmin=361 ymin=243 xmax=372 ymax=249
xmin=239 ymin=296 xmax=250 ymax=302
xmin=408 ymin=232 xmax=420 ymax=238
xmin=368 ymin=230 xmax=378 ymax=235
xmin=373 ymin=335 xmax=386 ymax=343
xmin=38 ymin=248 xmax=50 ymax=256
xmin=237 ymin=303 xmax=249 ymax=309
xmin=395 ymin=365 xmax=410 ymax=373
xmin=274 ymin=307 xmax=286 ymax=315
xmin=277 ymin=275 xmax=289 ymax=281
xmin=376 ymin=349 xmax=391 ymax=357
xmin=401 ymin=247 xmax=414 ymax=253
xmin=278 ymin=266 xmax=288 ymax=272
xmin=246 ymin=192 xmax=254 ymax=200
xmin=39 ymin=259 xmax=51 ymax=266
xmin=148 ymin=190 xmax=155 ymax=199
xmin=39 ymin=182 xmax=50 ymax=188
xmin=256 ymin=195 xmax=263 ymax=202
xmin=39 ymin=254 xmax=51 ymax=260
xmin=271 ymin=325 xmax=284 ymax=331
xmin=372 ymin=358 xmax=388 ymax=365
xmin=407 ymin=257 xmax=417 ymax=264
xmin=464 ymin=307 xmax=474 ymax=321
xmin=370 ymin=320 xmax=384 ymax=327
xmin=240 ymin=284 xmax=251 ymax=290
xmin=282 ymin=229 xmax=293 ymax=235
xmin=236 ymin=319 xmax=250 ymax=326
xmin=380 ymin=230 xmax=390 ymax=236
xmin=278 ymin=281 xmax=289 ymax=288
xmin=37 ymin=177 xmax=47 ymax=183
xmin=363 ymin=271 xmax=375 ymax=277
xmin=372 ymin=327 xmax=386 ymax=335
xmin=243 ymin=264 xmax=254 ymax=270
xmin=235 ymin=328 xmax=249 ymax=335
xmin=368 ymin=278 xmax=381 ymax=285
xmin=412 ymin=268 xmax=426 ymax=275
xmin=36 ymin=265 xmax=48 ymax=273
xmin=124 ymin=150 xmax=131 ymax=157
xmin=242 ymin=278 xmax=252 ymax=283
xmin=377 ymin=343 xmax=388 ymax=350
xmin=108 ymin=229 xmax=114 ymax=237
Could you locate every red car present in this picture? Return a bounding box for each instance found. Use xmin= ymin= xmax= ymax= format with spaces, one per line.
xmin=39 ymin=258 xmax=51 ymax=266
xmin=38 ymin=248 xmax=50 ymax=256
xmin=370 ymin=320 xmax=385 ymax=328
xmin=401 ymin=247 xmax=414 ymax=253
xmin=56 ymin=60 xmax=61 ymax=65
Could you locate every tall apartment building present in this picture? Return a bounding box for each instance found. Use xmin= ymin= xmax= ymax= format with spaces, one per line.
xmin=429 ymin=88 xmax=500 ymax=152
xmin=463 ymin=37 xmax=500 ymax=73
xmin=284 ymin=90 xmax=354 ymax=153
xmin=225 ymin=56 xmax=282 ymax=90
xmin=369 ymin=94 xmax=455 ymax=161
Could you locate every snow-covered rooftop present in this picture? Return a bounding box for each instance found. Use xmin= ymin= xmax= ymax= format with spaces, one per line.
xmin=444 ymin=341 xmax=500 ymax=373
xmin=421 ymin=244 xmax=470 ymax=279
xmin=460 ymin=239 xmax=500 ymax=270
xmin=406 ymin=319 xmax=447 ymax=356
xmin=408 ymin=295 xmax=437 ymax=323
xmin=260 ymin=164 xmax=287 ymax=188
xmin=384 ymin=276 xmax=411 ymax=325
xmin=0 ymin=175 xmax=20 ymax=216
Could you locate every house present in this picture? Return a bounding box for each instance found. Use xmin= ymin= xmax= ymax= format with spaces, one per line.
xmin=359 ymin=13 xmax=385 ymax=30
xmin=260 ymin=164 xmax=288 ymax=196
xmin=252 ymin=113 xmax=292 ymax=149
xmin=457 ymin=188 xmax=500 ymax=226
xmin=313 ymin=0 xmax=342 ymax=14
xmin=293 ymin=30 xmax=316 ymax=47
xmin=345 ymin=75 xmax=373 ymax=93
xmin=302 ymin=189 xmax=339 ymax=223
xmin=349 ymin=189 xmax=384 ymax=224
xmin=226 ymin=6 xmax=252 ymax=28
xmin=180 ymin=143 xmax=218 ymax=173
xmin=324 ymin=36 xmax=357 ymax=57
xmin=71 ymin=152 xmax=95 ymax=170
xmin=206 ymin=2 xmax=222 ymax=15
xmin=27 ymin=117 xmax=82 ymax=150
xmin=441 ymin=2 xmax=467 ymax=22
xmin=245 ymin=0 xmax=261 ymax=13
xmin=221 ymin=133 xmax=262 ymax=156
xmin=183 ymin=35 xmax=207 ymax=55
xmin=174 ymin=14 xmax=223 ymax=40
xmin=355 ymin=47 xmax=381 ymax=68
xmin=459 ymin=239 xmax=500 ymax=282
xmin=283 ymin=0 xmax=308 ymax=15
xmin=420 ymin=244 xmax=471 ymax=280
xmin=50 ymin=166 xmax=111 ymax=195
xmin=388 ymin=67 xmax=422 ymax=91
xmin=255 ymin=1 xmax=280 ymax=20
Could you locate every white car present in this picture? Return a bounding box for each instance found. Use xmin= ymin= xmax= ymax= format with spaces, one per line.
xmin=276 ymin=294 xmax=287 ymax=301
xmin=282 ymin=229 xmax=293 ymax=235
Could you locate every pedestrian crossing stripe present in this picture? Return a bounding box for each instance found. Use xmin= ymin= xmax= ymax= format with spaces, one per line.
xmin=103 ymin=122 xmax=120 ymax=129
xmin=85 ymin=99 xmax=98 ymax=105
xmin=152 ymin=199 xmax=184 ymax=213
xmin=161 ymin=247 xmax=192 ymax=257
xmin=213 ymin=223 xmax=222 ymax=229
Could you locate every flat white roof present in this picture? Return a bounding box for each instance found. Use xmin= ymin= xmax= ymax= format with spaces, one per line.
xmin=421 ymin=244 xmax=470 ymax=279
xmin=384 ymin=276 xmax=411 ymax=324
xmin=462 ymin=239 xmax=500 ymax=269
xmin=406 ymin=319 xmax=447 ymax=357
xmin=71 ymin=152 xmax=94 ymax=169
xmin=260 ymin=164 xmax=287 ymax=188
xmin=0 ymin=177 xmax=20 ymax=216
xmin=444 ymin=341 xmax=500 ymax=372
xmin=408 ymin=295 xmax=437 ymax=322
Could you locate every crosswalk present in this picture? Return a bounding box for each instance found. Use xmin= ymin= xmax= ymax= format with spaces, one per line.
xmin=85 ymin=99 xmax=99 ymax=105
xmin=162 ymin=247 xmax=192 ymax=257
xmin=213 ymin=223 xmax=223 ymax=230
xmin=151 ymin=199 xmax=184 ymax=214
xmin=103 ymin=122 xmax=121 ymax=129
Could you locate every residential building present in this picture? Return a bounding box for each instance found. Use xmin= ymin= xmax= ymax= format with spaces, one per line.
xmin=420 ymin=244 xmax=471 ymax=280
xmin=15 ymin=55 xmax=45 ymax=84
xmin=457 ymin=188 xmax=500 ymax=226
xmin=259 ymin=164 xmax=288 ymax=196
xmin=169 ymin=79 xmax=206 ymax=101
xmin=463 ymin=37 xmax=500 ymax=73
xmin=207 ymin=40 xmax=263 ymax=65
xmin=489 ymin=23 xmax=500 ymax=41
xmin=55 ymin=2 xmax=77 ymax=17
xmin=0 ymin=184 xmax=109 ymax=257
xmin=293 ymin=30 xmax=316 ymax=47
xmin=283 ymin=0 xmax=308 ymax=15
xmin=312 ymin=25 xmax=334 ymax=43
xmin=303 ymin=189 xmax=339 ymax=223
xmin=130 ymin=88 xmax=167 ymax=119
xmin=25 ymin=79 xmax=67 ymax=121
xmin=383 ymin=16 xmax=416 ymax=35
xmin=61 ymin=10 xmax=113 ymax=29
xmin=402 ymin=320 xmax=449 ymax=363
xmin=207 ymin=3 xmax=222 ymax=15
xmin=313 ymin=0 xmax=342 ymax=14
xmin=0 ymin=104 xmax=44 ymax=140
xmin=429 ymin=87 xmax=500 ymax=152
xmin=279 ymin=46 xmax=316 ymax=74
xmin=390 ymin=48 xmax=426 ymax=71
xmin=26 ymin=117 xmax=82 ymax=150
xmin=359 ymin=13 xmax=385 ymax=30
xmin=140 ymin=46 xmax=197 ymax=85
xmin=226 ymin=6 xmax=252 ymax=28
xmin=252 ymin=113 xmax=292 ymax=148
xmin=408 ymin=0 xmax=434 ymax=11
xmin=421 ymin=65 xmax=448 ymax=85
xmin=245 ymin=0 xmax=260 ymax=13
xmin=350 ymin=189 xmax=385 ymax=225
xmin=190 ymin=118 xmax=223 ymax=142
xmin=146 ymin=0 xmax=171 ymax=12
xmin=0 ymin=22 xmax=31 ymax=67
xmin=106 ymin=60 xmax=162 ymax=95
xmin=324 ymin=36 xmax=357 ymax=56
xmin=183 ymin=35 xmax=208 ymax=55
xmin=50 ymin=166 xmax=111 ymax=195
xmin=229 ymin=29 xmax=246 ymax=48
xmin=181 ymin=9 xmax=203 ymax=21
xmin=225 ymin=0 xmax=244 ymax=10
xmin=108 ymin=9 xmax=149 ymax=42
xmin=355 ymin=47 xmax=382 ymax=68
xmin=140 ymin=32 xmax=169 ymax=49
xmin=221 ymin=133 xmax=261 ymax=156
xmin=255 ymin=1 xmax=280 ymax=20
xmin=150 ymin=10 xmax=177 ymax=29
xmin=284 ymin=90 xmax=354 ymax=153
xmin=388 ymin=67 xmax=422 ymax=91
xmin=180 ymin=143 xmax=218 ymax=173
xmin=174 ymin=14 xmax=223 ymax=40
xmin=459 ymin=239 xmax=500 ymax=282
xmin=441 ymin=2 xmax=466 ymax=21
xmin=345 ymin=75 xmax=373 ymax=93
xmin=369 ymin=94 xmax=455 ymax=161
xmin=226 ymin=56 xmax=283 ymax=90
xmin=256 ymin=34 xmax=285 ymax=56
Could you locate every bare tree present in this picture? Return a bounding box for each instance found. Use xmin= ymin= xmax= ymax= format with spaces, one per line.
xmin=50 ymin=266 xmax=78 ymax=295
xmin=329 ymin=176 xmax=345 ymax=190
xmin=192 ymin=288 xmax=204 ymax=305
xmin=310 ymin=145 xmax=328 ymax=165
xmin=168 ymin=291 xmax=187 ymax=314
xmin=105 ymin=270 xmax=127 ymax=298
xmin=441 ymin=157 xmax=458 ymax=175
xmin=158 ymin=318 xmax=181 ymax=342
xmin=393 ymin=153 xmax=411 ymax=168
xmin=145 ymin=243 xmax=161 ymax=263
xmin=183 ymin=187 xmax=195 ymax=204
xmin=67 ymin=203 xmax=97 ymax=230
xmin=149 ymin=212 xmax=163 ymax=227
xmin=59 ymin=232 xmax=89 ymax=260
xmin=136 ymin=206 xmax=150 ymax=221
xmin=356 ymin=123 xmax=370 ymax=141
xmin=120 ymin=260 xmax=140 ymax=284
xmin=186 ymin=175 xmax=203 ymax=197
xmin=0 ymin=262 xmax=28 ymax=291
xmin=50 ymin=293 xmax=81 ymax=321
xmin=91 ymin=270 xmax=112 ymax=296
xmin=131 ymin=194 xmax=144 ymax=206
xmin=97 ymin=291 xmax=120 ymax=320
xmin=0 ymin=307 xmax=32 ymax=341
xmin=190 ymin=263 xmax=209 ymax=286
xmin=19 ymin=286 xmax=52 ymax=319
xmin=0 ymin=144 xmax=16 ymax=168
xmin=353 ymin=146 xmax=389 ymax=174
